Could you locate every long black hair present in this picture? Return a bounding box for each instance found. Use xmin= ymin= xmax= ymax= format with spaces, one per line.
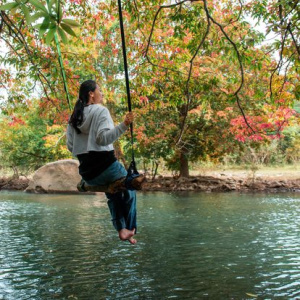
xmin=69 ymin=80 xmax=97 ymax=134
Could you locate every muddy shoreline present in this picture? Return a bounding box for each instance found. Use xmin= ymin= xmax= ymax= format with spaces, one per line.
xmin=1 ymin=175 xmax=299 ymax=193
xmin=142 ymin=175 xmax=300 ymax=193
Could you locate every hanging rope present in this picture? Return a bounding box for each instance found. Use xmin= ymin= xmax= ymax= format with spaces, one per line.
xmin=117 ymin=0 xmax=138 ymax=176
xmin=76 ymin=0 xmax=146 ymax=193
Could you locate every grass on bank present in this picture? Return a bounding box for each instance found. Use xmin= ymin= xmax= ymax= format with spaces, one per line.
xmin=0 ymin=162 xmax=299 ymax=181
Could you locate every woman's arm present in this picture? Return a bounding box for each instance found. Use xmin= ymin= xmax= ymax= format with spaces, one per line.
xmin=96 ymin=109 xmax=134 ymax=146
xmin=96 ymin=123 xmax=128 ymax=146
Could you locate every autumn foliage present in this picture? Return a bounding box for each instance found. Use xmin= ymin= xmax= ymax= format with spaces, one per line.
xmin=0 ymin=0 xmax=299 ymax=175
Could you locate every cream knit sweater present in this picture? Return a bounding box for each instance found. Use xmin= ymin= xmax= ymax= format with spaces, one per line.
xmin=67 ymin=104 xmax=128 ymax=156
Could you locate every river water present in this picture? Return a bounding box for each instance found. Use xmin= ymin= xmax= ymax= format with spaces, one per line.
xmin=0 ymin=191 xmax=299 ymax=299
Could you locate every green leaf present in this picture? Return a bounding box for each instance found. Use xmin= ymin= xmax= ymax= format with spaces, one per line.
xmin=15 ymin=44 xmax=23 ymax=51
xmin=38 ymin=16 xmax=50 ymax=38
xmin=20 ymin=4 xmax=31 ymax=23
xmin=57 ymin=3 xmax=63 ymax=23
xmin=28 ymin=0 xmax=48 ymax=13
xmin=61 ymin=23 xmax=77 ymax=37
xmin=31 ymin=11 xmax=48 ymax=22
xmin=58 ymin=27 xmax=68 ymax=44
xmin=49 ymin=0 xmax=56 ymax=11
xmin=45 ymin=27 xmax=56 ymax=45
xmin=61 ymin=18 xmax=80 ymax=27
xmin=0 ymin=2 xmax=19 ymax=11
xmin=40 ymin=16 xmax=50 ymax=30
xmin=49 ymin=22 xmax=56 ymax=29
xmin=38 ymin=26 xmax=47 ymax=38
xmin=49 ymin=13 xmax=57 ymax=22
xmin=33 ymin=23 xmax=41 ymax=29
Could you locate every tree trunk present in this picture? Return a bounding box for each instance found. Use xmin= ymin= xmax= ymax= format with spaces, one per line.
xmin=152 ymin=160 xmax=159 ymax=180
xmin=179 ymin=148 xmax=189 ymax=177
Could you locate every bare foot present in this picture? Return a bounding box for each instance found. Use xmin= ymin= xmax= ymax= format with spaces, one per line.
xmin=118 ymin=228 xmax=137 ymax=244
xmin=128 ymin=237 xmax=137 ymax=244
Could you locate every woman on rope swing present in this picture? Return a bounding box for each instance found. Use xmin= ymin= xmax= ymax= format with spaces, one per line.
xmin=66 ymin=79 xmax=137 ymax=244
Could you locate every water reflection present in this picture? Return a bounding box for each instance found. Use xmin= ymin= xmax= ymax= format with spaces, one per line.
xmin=0 ymin=191 xmax=299 ymax=299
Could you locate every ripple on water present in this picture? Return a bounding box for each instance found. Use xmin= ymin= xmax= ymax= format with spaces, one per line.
xmin=0 ymin=192 xmax=299 ymax=299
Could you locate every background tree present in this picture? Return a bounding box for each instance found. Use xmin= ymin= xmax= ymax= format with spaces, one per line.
xmin=0 ymin=0 xmax=299 ymax=176
xmin=124 ymin=0 xmax=299 ymax=176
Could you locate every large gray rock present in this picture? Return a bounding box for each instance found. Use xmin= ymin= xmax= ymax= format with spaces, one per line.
xmin=26 ymin=159 xmax=81 ymax=193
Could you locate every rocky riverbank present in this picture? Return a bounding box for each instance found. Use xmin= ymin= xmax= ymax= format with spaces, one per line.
xmin=1 ymin=174 xmax=299 ymax=193
xmin=142 ymin=175 xmax=300 ymax=192
xmin=0 ymin=177 xmax=30 ymax=191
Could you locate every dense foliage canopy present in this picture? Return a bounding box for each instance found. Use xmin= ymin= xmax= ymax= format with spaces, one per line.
xmin=0 ymin=0 xmax=299 ymax=176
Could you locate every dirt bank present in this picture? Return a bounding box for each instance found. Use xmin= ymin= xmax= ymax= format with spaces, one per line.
xmin=1 ymin=172 xmax=299 ymax=193
xmin=142 ymin=175 xmax=300 ymax=192
xmin=0 ymin=177 xmax=30 ymax=191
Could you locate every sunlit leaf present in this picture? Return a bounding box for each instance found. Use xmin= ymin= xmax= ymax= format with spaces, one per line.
xmin=40 ymin=16 xmax=50 ymax=30
xmin=20 ymin=4 xmax=31 ymax=23
xmin=31 ymin=11 xmax=48 ymax=23
xmin=61 ymin=23 xmax=77 ymax=37
xmin=28 ymin=0 xmax=48 ymax=13
xmin=49 ymin=0 xmax=56 ymax=10
xmin=58 ymin=27 xmax=68 ymax=44
xmin=33 ymin=23 xmax=41 ymax=29
xmin=38 ymin=27 xmax=47 ymax=38
xmin=0 ymin=2 xmax=19 ymax=11
xmin=61 ymin=18 xmax=80 ymax=27
xmin=38 ymin=16 xmax=50 ymax=38
xmin=45 ymin=27 xmax=56 ymax=45
xmin=57 ymin=3 xmax=63 ymax=23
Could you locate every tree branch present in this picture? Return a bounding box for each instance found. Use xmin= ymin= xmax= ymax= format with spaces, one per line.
xmin=224 ymin=0 xmax=244 ymax=28
xmin=18 ymin=150 xmax=45 ymax=159
xmin=287 ymin=25 xmax=300 ymax=58
xmin=269 ymin=23 xmax=289 ymax=99
xmin=0 ymin=12 xmax=59 ymax=109
xmin=144 ymin=0 xmax=201 ymax=76
xmin=202 ymin=0 xmax=255 ymax=134
xmin=278 ymin=51 xmax=295 ymax=96
xmin=176 ymin=6 xmax=211 ymax=144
